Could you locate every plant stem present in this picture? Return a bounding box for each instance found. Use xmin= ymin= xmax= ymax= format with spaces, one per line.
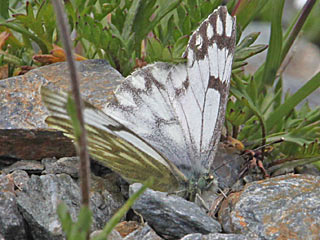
xmin=281 ymin=0 xmax=317 ymax=63
xmin=51 ymin=0 xmax=91 ymax=210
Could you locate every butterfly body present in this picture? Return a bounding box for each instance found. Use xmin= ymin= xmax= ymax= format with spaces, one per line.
xmin=41 ymin=6 xmax=236 ymax=200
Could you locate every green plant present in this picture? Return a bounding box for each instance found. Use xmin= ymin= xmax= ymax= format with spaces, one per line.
xmin=0 ymin=1 xmax=57 ymax=75
xmin=226 ymin=0 xmax=320 ymax=172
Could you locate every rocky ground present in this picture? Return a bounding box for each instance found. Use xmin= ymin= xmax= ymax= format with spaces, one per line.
xmin=1 ymin=55 xmax=320 ymax=239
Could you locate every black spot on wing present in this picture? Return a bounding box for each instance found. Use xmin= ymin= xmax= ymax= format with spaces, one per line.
xmin=187 ymin=6 xmax=236 ymax=62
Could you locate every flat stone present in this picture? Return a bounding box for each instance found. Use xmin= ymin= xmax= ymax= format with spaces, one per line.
xmin=90 ymin=229 xmax=123 ymax=240
xmin=0 ymin=129 xmax=75 ymax=160
xmin=0 ymin=173 xmax=14 ymax=193
xmin=114 ymin=221 xmax=141 ymax=238
xmin=11 ymin=170 xmax=30 ymax=191
xmin=129 ymin=183 xmax=221 ymax=239
xmin=0 ymin=59 xmax=123 ymax=160
xmin=0 ymin=59 xmax=124 ymax=129
xmin=0 ymin=173 xmax=27 ymax=239
xmin=123 ymin=223 xmax=163 ymax=240
xmin=16 ymin=173 xmax=125 ymax=240
xmin=0 ymin=191 xmax=27 ymax=240
xmin=219 ymin=174 xmax=320 ymax=239
xmin=181 ymin=233 xmax=259 ymax=240
xmin=2 ymin=159 xmax=44 ymax=174
xmin=42 ymin=157 xmax=80 ymax=178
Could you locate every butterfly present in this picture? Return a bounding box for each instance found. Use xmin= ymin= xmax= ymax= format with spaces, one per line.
xmin=41 ymin=6 xmax=236 ymax=200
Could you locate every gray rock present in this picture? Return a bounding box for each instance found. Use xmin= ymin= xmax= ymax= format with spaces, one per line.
xmin=16 ymin=173 xmax=124 ymax=240
xmin=16 ymin=174 xmax=79 ymax=240
xmin=90 ymin=229 xmax=123 ymax=240
xmin=0 ymin=173 xmax=27 ymax=239
xmin=0 ymin=191 xmax=27 ymax=239
xmin=129 ymin=183 xmax=221 ymax=239
xmin=0 ymin=59 xmax=124 ymax=129
xmin=123 ymin=223 xmax=163 ymax=240
xmin=89 ymin=223 xmax=162 ymax=240
xmin=0 ymin=173 xmax=14 ymax=193
xmin=180 ymin=233 xmax=257 ymax=240
xmin=42 ymin=157 xmax=80 ymax=178
xmin=212 ymin=146 xmax=246 ymax=190
xmin=2 ymin=160 xmax=44 ymax=174
xmin=11 ymin=170 xmax=30 ymax=191
xmin=219 ymin=174 xmax=320 ymax=239
xmin=295 ymin=164 xmax=320 ymax=176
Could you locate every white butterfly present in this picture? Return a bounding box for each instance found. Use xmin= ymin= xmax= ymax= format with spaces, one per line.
xmin=41 ymin=6 xmax=236 ymax=199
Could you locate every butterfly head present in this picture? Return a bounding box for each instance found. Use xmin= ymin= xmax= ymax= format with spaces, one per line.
xmin=185 ymin=173 xmax=218 ymax=200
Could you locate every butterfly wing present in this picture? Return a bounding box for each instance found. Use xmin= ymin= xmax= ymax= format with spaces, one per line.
xmin=41 ymin=87 xmax=184 ymax=192
xmin=105 ymin=6 xmax=236 ymax=179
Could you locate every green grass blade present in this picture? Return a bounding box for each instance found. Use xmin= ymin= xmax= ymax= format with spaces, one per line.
xmin=122 ymin=0 xmax=142 ymax=41
xmin=266 ymin=72 xmax=320 ymax=130
xmin=93 ymin=179 xmax=153 ymax=240
xmin=0 ymin=0 xmax=9 ymax=19
xmin=0 ymin=21 xmax=49 ymax=53
xmin=260 ymin=0 xmax=284 ymax=87
xmin=232 ymin=0 xmax=269 ymax=29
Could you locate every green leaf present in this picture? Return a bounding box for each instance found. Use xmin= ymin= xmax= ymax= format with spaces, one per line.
xmin=0 ymin=21 xmax=49 ymax=53
xmin=93 ymin=179 xmax=153 ymax=240
xmin=122 ymin=0 xmax=143 ymax=41
xmin=266 ymin=72 xmax=320 ymax=131
xmin=234 ymin=44 xmax=268 ymax=62
xmin=260 ymin=0 xmax=284 ymax=87
xmin=57 ymin=203 xmax=92 ymax=240
xmin=37 ymin=1 xmax=56 ymax=42
xmin=57 ymin=203 xmax=73 ymax=235
xmin=0 ymin=0 xmax=9 ymax=19
xmin=0 ymin=50 xmax=22 ymax=65
xmin=132 ymin=0 xmax=182 ymax=54
xmin=236 ymin=32 xmax=261 ymax=50
xmin=233 ymin=0 xmax=269 ymax=29
xmin=172 ymin=35 xmax=188 ymax=58
xmin=146 ymin=37 xmax=164 ymax=60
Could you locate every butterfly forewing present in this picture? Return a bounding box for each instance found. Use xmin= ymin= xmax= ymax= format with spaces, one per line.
xmin=104 ymin=6 xmax=236 ymax=179
xmin=41 ymin=88 xmax=181 ymax=192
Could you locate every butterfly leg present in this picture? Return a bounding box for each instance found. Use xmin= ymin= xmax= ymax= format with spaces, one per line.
xmin=195 ymin=193 xmax=210 ymax=211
